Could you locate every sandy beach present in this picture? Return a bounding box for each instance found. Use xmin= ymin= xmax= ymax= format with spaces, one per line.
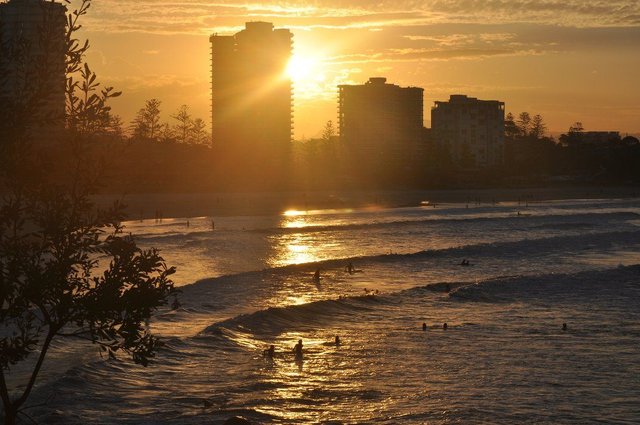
xmin=96 ymin=186 xmax=640 ymax=220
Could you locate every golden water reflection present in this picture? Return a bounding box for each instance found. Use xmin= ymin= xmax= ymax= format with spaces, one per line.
xmin=285 ymin=294 xmax=313 ymax=306
xmin=282 ymin=208 xmax=355 ymax=229
xmin=286 ymin=242 xmax=315 ymax=265
xmin=275 ymin=208 xmax=359 ymax=266
xmin=254 ymin=330 xmax=382 ymax=423
xmin=268 ymin=211 xmax=330 ymax=267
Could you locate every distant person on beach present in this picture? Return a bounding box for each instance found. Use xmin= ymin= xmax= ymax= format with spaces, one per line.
xmin=211 ymin=220 xmax=215 ymax=230
xmin=293 ymin=339 xmax=303 ymax=360
xmin=263 ymin=345 xmax=275 ymax=359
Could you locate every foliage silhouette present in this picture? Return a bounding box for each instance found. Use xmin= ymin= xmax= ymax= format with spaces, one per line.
xmin=64 ymin=0 xmax=121 ymax=137
xmin=0 ymin=1 xmax=177 ymax=424
xmin=131 ymin=98 xmax=162 ymax=141
xmin=0 ymin=150 xmax=178 ymax=424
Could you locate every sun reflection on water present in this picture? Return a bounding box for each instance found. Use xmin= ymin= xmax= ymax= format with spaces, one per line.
xmin=285 ymin=241 xmax=315 ymax=264
xmin=285 ymin=294 xmax=313 ymax=306
xmin=283 ymin=209 xmax=306 ymax=217
xmin=269 ymin=211 xmax=330 ymax=267
xmin=250 ymin=329 xmax=386 ymax=423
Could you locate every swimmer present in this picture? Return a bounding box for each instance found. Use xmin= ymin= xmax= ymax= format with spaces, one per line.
xmin=346 ymin=262 xmax=355 ymax=274
xmin=263 ymin=344 xmax=275 ymax=358
xmin=293 ymin=339 xmax=303 ymax=360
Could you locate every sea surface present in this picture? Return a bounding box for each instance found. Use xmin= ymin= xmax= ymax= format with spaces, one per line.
xmin=18 ymin=197 xmax=640 ymax=423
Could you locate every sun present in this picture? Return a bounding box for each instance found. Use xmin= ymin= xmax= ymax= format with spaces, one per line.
xmin=284 ymin=51 xmax=332 ymax=103
xmin=286 ymin=55 xmax=320 ymax=82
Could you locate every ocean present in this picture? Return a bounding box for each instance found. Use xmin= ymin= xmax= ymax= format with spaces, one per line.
xmin=21 ymin=197 xmax=640 ymax=423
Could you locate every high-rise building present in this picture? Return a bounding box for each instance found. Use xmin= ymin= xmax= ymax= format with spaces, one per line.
xmin=338 ymin=77 xmax=424 ymax=161
xmin=431 ymin=95 xmax=505 ymax=167
xmin=210 ymin=22 xmax=292 ymax=149
xmin=0 ymin=0 xmax=67 ymax=140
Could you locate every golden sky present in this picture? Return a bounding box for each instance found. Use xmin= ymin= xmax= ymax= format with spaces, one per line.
xmin=78 ymin=0 xmax=640 ymax=138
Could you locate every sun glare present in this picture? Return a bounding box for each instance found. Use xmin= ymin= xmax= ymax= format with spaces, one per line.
xmin=286 ymin=56 xmax=314 ymax=81
xmin=286 ymin=54 xmax=327 ymax=85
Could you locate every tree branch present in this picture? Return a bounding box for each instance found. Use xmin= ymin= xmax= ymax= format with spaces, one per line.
xmin=17 ymin=410 xmax=39 ymax=425
xmin=14 ymin=330 xmax=55 ymax=409
xmin=0 ymin=368 xmax=13 ymax=415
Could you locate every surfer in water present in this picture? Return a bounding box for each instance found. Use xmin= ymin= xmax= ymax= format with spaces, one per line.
xmin=263 ymin=345 xmax=275 ymax=359
xmin=293 ymin=339 xmax=303 ymax=360
xmin=346 ymin=262 xmax=355 ymax=274
xmin=313 ymin=268 xmax=321 ymax=282
xmin=335 ymin=335 xmax=341 ymax=345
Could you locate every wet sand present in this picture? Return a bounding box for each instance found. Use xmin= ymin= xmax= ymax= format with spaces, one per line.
xmin=95 ymin=186 xmax=640 ymax=220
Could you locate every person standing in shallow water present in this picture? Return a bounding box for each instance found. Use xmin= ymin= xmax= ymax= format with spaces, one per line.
xmin=293 ymin=339 xmax=303 ymax=360
xmin=263 ymin=345 xmax=275 ymax=359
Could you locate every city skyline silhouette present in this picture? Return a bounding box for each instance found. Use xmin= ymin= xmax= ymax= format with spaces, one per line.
xmin=25 ymin=0 xmax=638 ymax=139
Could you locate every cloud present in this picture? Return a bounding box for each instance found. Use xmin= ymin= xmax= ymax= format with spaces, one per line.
xmin=76 ymin=0 xmax=640 ymax=35
xmin=330 ymin=47 xmax=540 ymax=65
xmin=107 ymin=74 xmax=206 ymax=92
xmin=403 ymin=32 xmax=517 ymax=47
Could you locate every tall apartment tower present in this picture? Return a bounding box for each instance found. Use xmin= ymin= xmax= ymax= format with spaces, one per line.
xmin=0 ymin=0 xmax=67 ymax=139
xmin=210 ymin=22 xmax=292 ymax=149
xmin=431 ymin=95 xmax=505 ymax=167
xmin=338 ymin=77 xmax=424 ymax=161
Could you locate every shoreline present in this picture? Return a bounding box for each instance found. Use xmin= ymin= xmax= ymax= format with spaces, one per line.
xmin=94 ymin=185 xmax=640 ymax=220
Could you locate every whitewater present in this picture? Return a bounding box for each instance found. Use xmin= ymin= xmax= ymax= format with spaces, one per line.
xmin=17 ymin=197 xmax=640 ymax=423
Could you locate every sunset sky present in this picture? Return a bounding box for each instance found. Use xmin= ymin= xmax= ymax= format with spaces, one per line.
xmin=78 ymin=0 xmax=640 ymax=138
